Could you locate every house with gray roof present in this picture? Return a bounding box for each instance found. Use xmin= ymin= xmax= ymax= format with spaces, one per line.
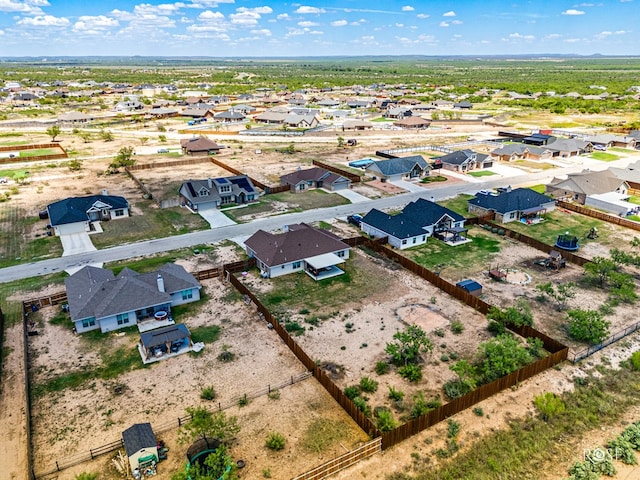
xmin=491 ymin=144 xmax=552 ymax=162
xmin=437 ymin=149 xmax=493 ymax=173
xmin=361 ymin=199 xmax=467 ymax=249
xmin=179 ymin=175 xmax=258 ymax=211
xmin=584 ymin=134 xmax=636 ymax=149
xmin=64 ymin=262 xmax=201 ymax=334
xmin=365 ymin=155 xmax=430 ymax=181
xmin=545 ymin=138 xmax=593 ymax=158
xmin=546 ymin=169 xmax=629 ymax=204
xmin=47 ymin=194 xmax=129 ymax=236
xmin=280 ymin=167 xmax=351 ymax=192
xmin=468 ymin=188 xmax=555 ymax=224
xmin=214 ymin=109 xmax=246 ymax=122
xmin=244 ymin=223 xmax=350 ymax=280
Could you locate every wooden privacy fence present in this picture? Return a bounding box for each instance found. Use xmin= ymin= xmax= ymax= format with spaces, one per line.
xmin=292 ymin=438 xmax=382 ymax=480
xmin=557 ymin=200 xmax=640 ymax=233
xmin=127 ymin=157 xmax=211 ymax=171
xmin=0 ymin=143 xmax=65 ymax=152
xmin=312 ymin=159 xmax=362 ymax=183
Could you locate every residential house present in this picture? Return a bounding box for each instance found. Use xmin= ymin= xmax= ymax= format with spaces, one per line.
xmin=254 ymin=110 xmax=288 ymax=124
xmin=545 ymin=138 xmax=593 ymax=158
xmin=546 ymin=169 xmax=629 ymax=204
xmin=122 ymin=423 xmax=158 ymax=473
xmin=57 ymin=111 xmax=96 ymax=124
xmin=437 ymin=149 xmax=493 ymax=173
xmin=180 ymin=137 xmax=223 ymax=156
xmin=47 ymin=193 xmax=129 ymax=236
xmin=361 ymin=199 xmax=467 ymax=249
xmin=342 ymin=119 xmax=373 ymax=130
xmin=584 ymin=134 xmax=637 ymax=150
xmin=284 ymin=112 xmax=320 ymax=128
xmin=280 ymin=167 xmax=351 ymax=192
xmin=490 ymin=144 xmax=552 ymax=162
xmin=365 ymin=155 xmax=430 ymax=181
xmin=453 ymin=101 xmax=473 ymax=109
xmin=523 ymin=133 xmax=554 ymax=146
xmin=467 ymin=188 xmax=555 ymax=224
xmin=244 ymin=223 xmax=350 ymax=280
xmin=214 ymin=109 xmax=246 ymax=122
xmin=231 ymin=104 xmax=256 ymax=115
xmin=385 ymin=106 xmax=412 ymax=119
xmin=181 ymin=107 xmax=215 ymax=119
xmin=113 ymin=99 xmax=144 ymax=112
xmin=393 ymin=116 xmax=431 ymax=129
xmin=65 ymin=262 xmax=201 ymax=333
xmin=179 ymin=176 xmax=258 ymax=211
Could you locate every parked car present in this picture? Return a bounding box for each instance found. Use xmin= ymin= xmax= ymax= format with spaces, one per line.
xmin=347 ymin=214 xmax=363 ymax=227
xmin=157 ymin=148 xmax=170 ymax=153
xmin=0 ymin=177 xmax=7 ymax=184
xmin=593 ymin=144 xmax=607 ymax=151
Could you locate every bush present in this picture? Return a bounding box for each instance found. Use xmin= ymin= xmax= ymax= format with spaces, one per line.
xmin=265 ymin=432 xmax=286 ymax=451
xmin=630 ymin=351 xmax=640 ymax=371
xmin=375 ymin=361 xmax=390 ymax=375
xmin=352 ymin=396 xmax=371 ymax=416
xmin=410 ymin=392 xmax=441 ymax=419
xmin=388 ymin=386 xmax=405 ymax=402
xmin=238 ymin=394 xmax=249 ymax=407
xmin=434 ymin=328 xmax=446 ymax=337
xmin=450 ymin=320 xmax=464 ymax=334
xmin=359 ymin=377 xmax=379 ymax=393
xmin=472 ymin=407 xmax=484 ymax=417
xmin=443 ymin=379 xmax=472 ymax=400
xmin=447 ymin=419 xmax=461 ymax=438
xmin=200 ymin=386 xmax=216 ymax=401
xmin=398 ymin=364 xmax=423 ymax=382
xmin=606 ymin=436 xmax=637 ymax=465
xmin=267 ymin=389 xmax=281 ymax=400
xmin=567 ymin=309 xmax=610 ymax=345
xmin=375 ymin=408 xmax=397 ymax=432
xmin=344 ymin=385 xmax=360 ymax=400
xmin=533 ymin=392 xmax=566 ymax=421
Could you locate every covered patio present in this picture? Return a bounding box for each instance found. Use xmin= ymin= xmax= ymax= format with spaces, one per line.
xmin=138 ymin=323 xmax=194 ymax=364
xmin=304 ymin=253 xmax=346 ymax=281
xmin=434 ymin=226 xmax=471 ymax=246
xmin=519 ymin=206 xmax=546 ymax=225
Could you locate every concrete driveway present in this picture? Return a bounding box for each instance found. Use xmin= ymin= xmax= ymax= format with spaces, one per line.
xmin=332 ymin=188 xmax=369 ymax=203
xmin=390 ymin=179 xmax=428 ymax=193
xmin=198 ymin=206 xmax=237 ymax=228
xmin=60 ymin=232 xmax=97 ymax=256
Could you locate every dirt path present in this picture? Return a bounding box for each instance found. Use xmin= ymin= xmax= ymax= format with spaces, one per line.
xmin=0 ymin=323 xmax=29 ymax=480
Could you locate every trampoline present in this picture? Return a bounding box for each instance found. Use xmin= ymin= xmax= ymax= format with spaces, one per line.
xmin=555 ymin=233 xmax=580 ymax=251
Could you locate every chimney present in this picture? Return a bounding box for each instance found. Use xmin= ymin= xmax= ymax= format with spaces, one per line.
xmin=157 ymin=274 xmax=165 ymax=292
xmin=208 ymin=178 xmax=213 ymax=188
xmin=102 ymin=189 xmax=108 ymax=196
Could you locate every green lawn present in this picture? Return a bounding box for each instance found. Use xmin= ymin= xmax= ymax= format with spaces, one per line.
xmin=527 ymin=184 xmax=547 ymax=194
xmin=19 ymin=148 xmax=61 ymax=157
xmin=403 ymin=227 xmax=503 ymax=277
xmin=91 ymin=203 xmax=210 ymax=249
xmin=590 ymin=152 xmax=619 ymax=162
xmin=421 ymin=175 xmax=448 ymax=184
xmin=225 ymin=189 xmax=350 ymax=222
xmin=438 ymin=194 xmax=474 ymax=217
xmin=629 ymin=196 xmax=640 ymax=205
xmin=468 ymin=170 xmax=497 ymax=177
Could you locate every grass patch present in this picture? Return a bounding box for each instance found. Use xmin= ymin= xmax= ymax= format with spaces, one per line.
xmin=420 ymin=175 xmax=448 ymax=184
xmin=0 ymin=272 xmax=67 ymax=327
xmin=438 ymin=194 xmax=474 ymax=217
xmin=190 ymin=325 xmax=221 ymax=344
xmin=404 ymin=228 xmax=502 ymax=277
xmin=401 ymin=365 xmax=640 ymax=480
xmin=301 ymin=418 xmax=350 ymax=453
xmin=467 ymin=170 xmax=497 ymax=177
xmin=590 ymin=152 xmax=619 ymax=162
xmin=527 ymin=184 xmax=547 ymax=194
xmin=628 ymin=196 xmax=640 ymax=205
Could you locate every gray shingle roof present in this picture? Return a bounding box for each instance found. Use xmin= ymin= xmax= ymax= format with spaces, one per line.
xmin=437 ymin=149 xmax=490 ymax=166
xmin=140 ymin=323 xmax=191 ymax=349
xmin=468 ymin=188 xmax=553 ymax=214
xmin=366 ymin=155 xmax=428 ymax=176
xmin=47 ymin=195 xmax=128 ymax=226
xmin=122 ymin=423 xmax=156 ymax=457
xmin=362 ymin=208 xmax=427 ymax=239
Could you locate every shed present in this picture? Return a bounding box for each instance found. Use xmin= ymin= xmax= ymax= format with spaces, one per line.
xmin=122 ymin=423 xmax=158 ymax=472
xmin=456 ymin=279 xmax=483 ymax=297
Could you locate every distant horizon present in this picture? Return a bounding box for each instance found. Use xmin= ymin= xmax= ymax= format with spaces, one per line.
xmin=0 ymin=1 xmax=638 ymax=57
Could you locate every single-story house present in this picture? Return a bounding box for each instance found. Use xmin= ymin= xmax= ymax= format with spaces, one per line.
xmin=65 ymin=262 xmax=201 ymax=334
xmin=280 ymin=167 xmax=351 ymax=192
xmin=584 ymin=134 xmax=636 ymax=150
xmin=180 ymin=137 xmax=223 ymax=156
xmin=342 ymin=119 xmax=374 ymax=130
xmin=523 ymin=133 xmax=554 ymax=146
xmin=453 ymin=101 xmax=473 ymax=109
xmin=244 ymin=223 xmax=350 ymax=280
xmin=181 ymin=107 xmax=215 ymax=119
xmin=284 ymin=113 xmax=320 ymax=128
xmin=545 ymin=138 xmax=593 ymax=158
xmin=490 ymin=144 xmax=552 ymax=162
xmin=214 ymin=109 xmax=246 ymax=122
xmin=179 ymin=175 xmax=258 ymax=211
xmin=610 ymin=160 xmax=640 ymax=191
xmin=47 ymin=194 xmax=129 ymax=236
xmin=254 ymin=110 xmax=288 ymax=124
xmin=393 ymin=116 xmax=431 ymax=129
xmin=365 ymin=155 xmax=430 ymax=181
xmin=57 ymin=111 xmax=95 ymax=124
xmin=360 ymin=199 xmax=467 ymax=249
xmin=436 ymin=149 xmax=493 ymax=173
xmin=122 ymin=423 xmax=158 ymax=473
xmin=139 ymin=323 xmax=193 ymax=363
xmin=468 ymin=187 xmax=555 ymax=224
xmin=546 ymin=169 xmax=629 ymax=204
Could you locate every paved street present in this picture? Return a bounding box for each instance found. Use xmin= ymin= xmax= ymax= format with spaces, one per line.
xmin=0 ymin=154 xmax=637 ymax=284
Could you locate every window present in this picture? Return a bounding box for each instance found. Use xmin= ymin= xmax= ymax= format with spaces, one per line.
xmin=337 ymin=250 xmax=346 ymax=258
xmin=402 ymin=239 xmax=407 ymax=245
xmin=82 ymin=318 xmax=96 ymax=328
xmin=422 ymin=235 xmax=426 ymax=241
xmin=413 ymin=237 xmax=417 ymax=244
xmin=114 ymin=209 xmax=124 ymax=217
xmin=117 ymin=313 xmax=130 ymax=325
xmin=509 ymin=212 xmax=517 ymax=219
xmin=182 ymin=290 xmax=193 ymax=300
xmin=292 ymin=261 xmax=301 ymax=269
xmin=219 ymin=185 xmax=231 ymax=193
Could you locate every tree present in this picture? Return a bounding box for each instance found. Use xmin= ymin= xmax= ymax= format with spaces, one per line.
xmin=140 ymin=136 xmax=149 ymax=146
xmin=385 ymin=325 xmax=433 ymax=366
xmin=171 ymin=445 xmax=238 ymax=480
xmin=337 ymin=136 xmax=345 ymax=148
xmin=449 ymin=359 xmax=478 ymax=390
xmin=158 ymin=134 xmax=167 ymax=143
xmin=567 ymin=309 xmax=610 ymax=344
xmin=179 ymin=407 xmax=240 ymax=445
xmin=477 ymin=334 xmax=532 ymax=383
xmin=584 ymin=257 xmax=618 ymax=287
xmin=535 ymin=282 xmax=576 ymax=310
xmin=108 ymin=146 xmax=136 ymax=173
xmin=78 ymin=131 xmax=93 ymax=143
xmin=533 ymin=392 xmax=566 ymax=421
xmin=100 ymin=129 xmax=114 ymax=142
xmin=67 ymin=159 xmax=83 ymax=172
xmin=46 ymin=125 xmax=61 ymax=142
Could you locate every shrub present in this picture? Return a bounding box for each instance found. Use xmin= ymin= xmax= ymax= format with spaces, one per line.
xmin=440 ymin=354 xmax=449 ymax=362
xmin=238 ymin=394 xmax=249 ymax=407
xmin=450 ymin=320 xmax=464 ymax=334
xmin=284 ymin=321 xmax=305 ymax=336
xmin=352 ymin=396 xmax=371 ymax=416
xmin=74 ymin=474 xmax=98 ymax=480
xmin=533 ymin=392 xmax=565 ymax=421
xmin=606 ymin=436 xmax=637 ymax=465
xmin=265 ymin=432 xmax=286 ymax=451
xmin=388 ymin=386 xmax=405 ymax=402
xmin=472 ymin=407 xmax=484 ymax=417
xmin=410 ymin=392 xmax=441 ymax=419
xmin=398 ymin=364 xmax=422 ymax=382
xmin=359 ymin=377 xmax=379 ymax=393
xmin=567 ymin=309 xmax=610 ymax=345
xmin=630 ymin=351 xmax=640 ymax=371
xmin=434 ymin=328 xmax=446 ymax=337
xmin=447 ymin=419 xmax=461 ymax=438
xmin=200 ymin=386 xmax=216 ymax=401
xmin=443 ymin=379 xmax=472 ymax=400
xmin=267 ymin=389 xmax=281 ymax=400
xmin=375 ymin=361 xmax=390 ymax=375
xmin=375 ymin=408 xmax=397 ymax=432
xmin=344 ymin=385 xmax=360 ymax=400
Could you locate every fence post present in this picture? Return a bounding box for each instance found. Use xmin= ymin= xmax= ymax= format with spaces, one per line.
xmin=56 ymin=461 xmax=60 ymax=471
xmin=178 ymin=417 xmax=182 ymax=427
xmin=268 ymin=384 xmax=271 ymax=394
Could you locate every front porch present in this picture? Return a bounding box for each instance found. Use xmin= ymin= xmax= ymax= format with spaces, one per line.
xmin=304 ymin=253 xmax=346 ymax=281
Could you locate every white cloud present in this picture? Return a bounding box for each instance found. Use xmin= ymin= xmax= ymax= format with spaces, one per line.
xmin=565 ymin=37 xmax=582 ymax=42
xmin=191 ymin=0 xmax=235 ymax=6
xmin=277 ymin=13 xmax=290 ymax=20
xmin=443 ymin=10 xmax=456 ymax=16
xmin=17 ymin=15 xmax=70 ymax=27
xmin=250 ymin=28 xmax=271 ymax=36
xmin=395 ymin=23 xmax=404 ymax=27
xmin=0 ymin=29 xmax=4 ymax=35
xmin=199 ymin=10 xmax=224 ymax=20
xmin=285 ymin=27 xmax=306 ymax=37
xmin=331 ymin=19 xmax=347 ymax=26
xmin=0 ymin=0 xmax=48 ymax=15
xmin=451 ymin=19 xmax=462 ymax=25
xmin=439 ymin=21 xmax=449 ymax=27
xmin=544 ymin=33 xmax=562 ymax=39
xmin=73 ymin=15 xmax=119 ymax=33
xmin=295 ymin=6 xmax=326 ymax=14
xmin=509 ymin=32 xmax=535 ymax=40
xmin=298 ymin=20 xmax=319 ymax=27
xmin=397 ymin=33 xmax=436 ymax=45
xmin=562 ymin=9 xmax=585 ymax=15
xmin=416 ymin=13 xmax=429 ymax=18
xmin=402 ymin=5 xmax=414 ymax=11
xmin=240 ymin=6 xmax=272 ymax=14
xmin=230 ymin=10 xmax=261 ymax=25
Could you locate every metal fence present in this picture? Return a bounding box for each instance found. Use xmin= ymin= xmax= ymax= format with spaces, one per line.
xmin=557 ymin=200 xmax=640 ymax=232
xmin=569 ymin=320 xmax=640 ymax=363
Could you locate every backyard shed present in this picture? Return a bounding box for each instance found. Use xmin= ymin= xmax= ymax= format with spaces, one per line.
xmin=456 ymin=279 xmax=483 ymax=297
xmin=122 ymin=423 xmax=158 ymax=473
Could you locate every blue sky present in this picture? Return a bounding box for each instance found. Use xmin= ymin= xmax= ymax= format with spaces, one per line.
xmin=0 ymin=0 xmax=637 ymax=57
